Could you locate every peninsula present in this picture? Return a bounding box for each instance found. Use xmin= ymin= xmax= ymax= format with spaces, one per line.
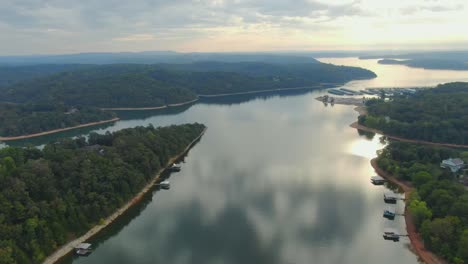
xmin=0 ymin=123 xmax=206 ymax=263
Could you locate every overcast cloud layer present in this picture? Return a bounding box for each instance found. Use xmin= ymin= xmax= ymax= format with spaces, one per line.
xmin=0 ymin=0 xmax=467 ymax=55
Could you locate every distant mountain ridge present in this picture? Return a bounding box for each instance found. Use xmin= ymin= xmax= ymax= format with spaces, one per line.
xmin=0 ymin=51 xmax=319 ymax=65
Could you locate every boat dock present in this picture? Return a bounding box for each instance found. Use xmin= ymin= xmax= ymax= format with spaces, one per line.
xmin=168 ymin=163 xmax=181 ymax=172
xmin=382 ymin=228 xmax=408 ymax=242
xmin=371 ymin=175 xmax=386 ymax=185
xmin=74 ymin=243 xmax=92 ymax=256
xmin=156 ymin=180 xmax=170 ymax=190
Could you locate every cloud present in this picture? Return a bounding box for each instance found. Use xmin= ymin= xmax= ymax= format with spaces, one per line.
xmin=400 ymin=3 xmax=463 ymax=15
xmin=0 ymin=0 xmax=467 ymax=54
xmin=113 ymin=34 xmax=157 ymax=42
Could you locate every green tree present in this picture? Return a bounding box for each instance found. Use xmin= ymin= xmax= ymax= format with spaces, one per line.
xmin=412 ymin=171 xmax=433 ymax=187
xmin=409 ymin=199 xmax=433 ymax=228
xmin=458 ymin=229 xmax=468 ymax=263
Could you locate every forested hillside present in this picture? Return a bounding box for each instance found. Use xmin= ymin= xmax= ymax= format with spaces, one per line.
xmin=0 ymin=61 xmax=375 ymax=137
xmin=359 ymin=82 xmax=468 ymax=145
xmin=376 ymin=141 xmax=468 ymax=263
xmin=0 ymin=103 xmax=116 ymax=137
xmin=0 ymin=62 xmax=376 ymax=108
xmin=0 ymin=123 xmax=205 ymax=263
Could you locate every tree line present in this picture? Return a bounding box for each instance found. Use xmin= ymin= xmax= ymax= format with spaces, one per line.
xmin=376 ymin=141 xmax=468 ymax=263
xmin=0 ymin=123 xmax=205 ymax=263
xmin=0 ymin=62 xmax=376 ymax=108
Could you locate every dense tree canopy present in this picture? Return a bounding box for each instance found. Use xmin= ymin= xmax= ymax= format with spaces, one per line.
xmin=0 ymin=103 xmax=116 ymax=137
xmin=359 ymin=82 xmax=468 ymax=144
xmin=0 ymin=62 xmax=375 ymax=137
xmin=376 ymin=141 xmax=468 ymax=263
xmin=0 ymin=123 xmax=205 ymax=263
xmin=0 ymin=62 xmax=376 ymax=108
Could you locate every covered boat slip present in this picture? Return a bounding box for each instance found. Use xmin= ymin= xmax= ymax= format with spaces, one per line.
xmin=382 ymin=228 xmax=400 ymax=241
xmin=74 ymin=243 xmax=92 ymax=256
xmin=383 ymin=206 xmax=396 ymax=219
xmin=371 ymin=175 xmax=386 ymax=185
xmin=383 ymin=191 xmax=403 ymax=204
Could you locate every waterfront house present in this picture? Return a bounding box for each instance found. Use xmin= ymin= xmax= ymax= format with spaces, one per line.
xmin=441 ymin=158 xmax=465 ymax=173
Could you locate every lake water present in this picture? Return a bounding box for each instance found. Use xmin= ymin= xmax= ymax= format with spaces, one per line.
xmin=5 ymin=58 xmax=468 ymax=264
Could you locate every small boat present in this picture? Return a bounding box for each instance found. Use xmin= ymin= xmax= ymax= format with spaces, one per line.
xmin=383 ymin=228 xmax=400 ymax=241
xmin=169 ymin=163 xmax=181 ymax=172
xmin=74 ymin=243 xmax=92 ymax=256
xmin=159 ymin=180 xmax=170 ymax=190
xmin=383 ymin=207 xmax=396 ymax=220
xmin=384 ymin=192 xmax=398 ymax=204
xmin=371 ymin=175 xmax=386 ymax=185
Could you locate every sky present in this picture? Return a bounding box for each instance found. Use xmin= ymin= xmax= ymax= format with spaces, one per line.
xmin=0 ymin=0 xmax=467 ymax=55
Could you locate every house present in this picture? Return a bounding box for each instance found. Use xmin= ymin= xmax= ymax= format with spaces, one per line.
xmin=441 ymin=158 xmax=465 ymax=173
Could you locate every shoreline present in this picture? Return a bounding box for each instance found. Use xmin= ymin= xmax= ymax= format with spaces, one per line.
xmin=100 ymin=98 xmax=199 ymax=111
xmin=198 ymin=85 xmax=329 ymax=98
xmin=42 ymin=127 xmax=207 ymax=264
xmin=343 ymin=99 xmax=445 ymax=264
xmin=370 ymin=159 xmax=446 ymax=264
xmin=341 ymin=102 xmax=446 ymax=263
xmin=0 ymin=118 xmax=120 ymax=142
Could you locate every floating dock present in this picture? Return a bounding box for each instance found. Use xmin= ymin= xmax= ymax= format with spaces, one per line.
xmin=371 ymin=175 xmax=386 ymax=185
xmin=383 ymin=192 xmax=399 ymax=204
xmin=383 ymin=228 xmax=400 ymax=241
xmin=383 ymin=207 xmax=396 ymax=220
xmin=74 ymin=243 xmax=92 ymax=256
xmin=168 ymin=163 xmax=181 ymax=172
xmin=157 ymin=180 xmax=171 ymax=190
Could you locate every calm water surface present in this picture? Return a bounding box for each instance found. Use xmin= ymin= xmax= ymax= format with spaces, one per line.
xmin=4 ymin=58 xmax=468 ymax=264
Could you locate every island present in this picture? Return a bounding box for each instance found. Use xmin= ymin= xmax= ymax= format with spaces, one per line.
xmin=359 ymin=51 xmax=468 ymax=71
xmin=0 ymin=123 xmax=206 ymax=263
xmin=378 ymin=58 xmax=468 ymax=71
xmin=0 ymin=61 xmax=376 ymax=140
